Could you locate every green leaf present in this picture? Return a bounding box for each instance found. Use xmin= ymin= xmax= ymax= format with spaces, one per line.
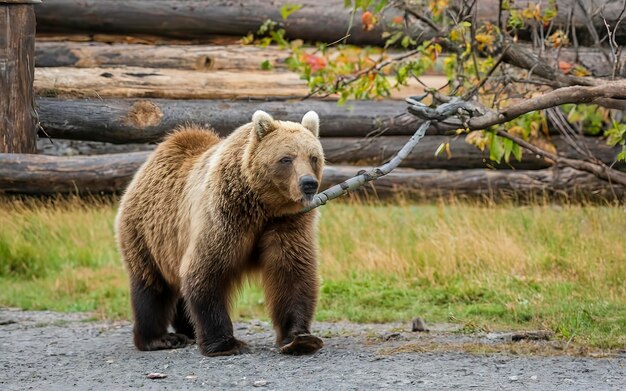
xmin=401 ymin=35 xmax=411 ymax=48
xmin=512 ymin=143 xmax=523 ymax=162
xmin=260 ymin=60 xmax=273 ymax=70
xmin=502 ymin=138 xmax=514 ymax=163
xmin=617 ymin=147 xmax=626 ymax=162
xmin=280 ymin=4 xmax=303 ymax=20
xmin=374 ymin=0 xmax=388 ymax=13
xmin=489 ymin=134 xmax=504 ymax=164
xmin=384 ymin=31 xmax=403 ymax=48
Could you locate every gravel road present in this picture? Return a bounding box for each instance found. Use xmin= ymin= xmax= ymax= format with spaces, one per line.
xmin=0 ymin=309 xmax=624 ymax=390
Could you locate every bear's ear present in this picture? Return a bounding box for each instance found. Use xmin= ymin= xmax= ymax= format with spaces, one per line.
xmin=301 ymin=111 xmax=319 ymax=137
xmin=253 ymin=110 xmax=276 ymax=140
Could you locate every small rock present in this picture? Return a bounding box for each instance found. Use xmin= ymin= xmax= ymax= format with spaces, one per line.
xmin=253 ymin=379 xmax=268 ymax=387
xmin=105 ymin=359 xmax=114 ymax=364
xmin=531 ymin=375 xmax=538 ymax=380
xmin=382 ymin=332 xmax=402 ymax=341
xmin=509 ymin=376 xmax=518 ymax=381
xmin=186 ymin=375 xmax=197 ymax=380
xmin=411 ymin=317 xmax=429 ymax=332
xmin=146 ymin=373 xmax=167 ymax=379
xmin=511 ymin=330 xmax=552 ymax=342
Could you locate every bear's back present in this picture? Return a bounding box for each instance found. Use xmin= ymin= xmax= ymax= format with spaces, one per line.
xmin=116 ymin=125 xmax=221 ymax=287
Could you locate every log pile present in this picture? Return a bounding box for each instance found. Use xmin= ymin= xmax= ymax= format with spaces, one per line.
xmin=1 ymin=0 xmax=624 ymax=201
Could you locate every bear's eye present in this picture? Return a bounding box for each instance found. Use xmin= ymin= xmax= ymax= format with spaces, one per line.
xmin=279 ymin=157 xmax=293 ymax=164
xmin=310 ymin=156 xmax=318 ymax=164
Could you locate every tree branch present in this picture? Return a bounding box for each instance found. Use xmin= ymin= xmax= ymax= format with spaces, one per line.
xmin=302 ymin=120 xmax=430 ymax=212
xmin=407 ymin=86 xmax=626 ymax=187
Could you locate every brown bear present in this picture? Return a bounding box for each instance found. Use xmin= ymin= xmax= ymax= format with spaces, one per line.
xmin=115 ymin=110 xmax=325 ymax=356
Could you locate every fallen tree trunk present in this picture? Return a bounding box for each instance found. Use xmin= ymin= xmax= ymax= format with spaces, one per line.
xmin=36 ymin=134 xmax=622 ymax=171
xmin=34 ymin=0 xmax=405 ymax=46
xmin=34 ymin=67 xmax=444 ymax=100
xmin=321 ymin=135 xmax=623 ymax=170
xmin=38 ymin=97 xmax=615 ymax=143
xmin=35 ymin=42 xmax=292 ymax=71
xmin=325 ymin=165 xmax=626 ymax=202
xmin=477 ymin=0 xmax=626 ymax=46
xmin=36 ymin=33 xmax=243 ymax=45
xmin=36 ymin=98 xmax=435 ymax=141
xmin=517 ymin=44 xmax=626 ymax=78
xmin=1 ymin=152 xmax=623 ymax=201
xmin=35 ymin=41 xmax=626 ymax=78
xmin=34 ymin=1 xmax=626 ymax=47
xmin=0 ymin=152 xmax=148 ymax=194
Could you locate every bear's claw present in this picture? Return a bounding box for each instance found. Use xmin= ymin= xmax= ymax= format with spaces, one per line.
xmin=201 ymin=338 xmax=251 ymax=357
xmin=280 ymin=334 xmax=323 ymax=355
xmin=141 ymin=333 xmax=192 ymax=351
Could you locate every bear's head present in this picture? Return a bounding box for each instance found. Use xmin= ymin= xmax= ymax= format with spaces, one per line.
xmin=243 ymin=110 xmax=324 ymax=215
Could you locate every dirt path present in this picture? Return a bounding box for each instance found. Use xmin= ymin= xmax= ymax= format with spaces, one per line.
xmin=0 ymin=309 xmax=624 ymax=390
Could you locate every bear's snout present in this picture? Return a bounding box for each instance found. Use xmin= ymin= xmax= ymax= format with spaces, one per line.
xmin=299 ymin=176 xmax=319 ymax=198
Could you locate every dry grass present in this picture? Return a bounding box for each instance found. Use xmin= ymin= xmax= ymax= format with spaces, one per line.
xmin=0 ymin=196 xmax=624 ymax=349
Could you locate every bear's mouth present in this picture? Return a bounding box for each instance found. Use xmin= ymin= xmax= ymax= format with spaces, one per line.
xmin=299 ymin=193 xmax=315 ymax=205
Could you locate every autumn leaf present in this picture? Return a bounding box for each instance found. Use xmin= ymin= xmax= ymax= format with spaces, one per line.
xmin=361 ymin=11 xmax=377 ymax=32
xmin=303 ymin=53 xmax=327 ymax=71
xmin=558 ymin=60 xmax=573 ymax=74
xmin=572 ymin=65 xmax=591 ymax=77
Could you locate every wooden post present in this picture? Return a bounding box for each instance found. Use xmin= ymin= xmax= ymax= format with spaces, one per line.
xmin=0 ymin=0 xmax=40 ymax=153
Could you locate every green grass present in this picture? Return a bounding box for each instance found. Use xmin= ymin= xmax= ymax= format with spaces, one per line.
xmin=1 ymin=196 xmax=625 ymax=350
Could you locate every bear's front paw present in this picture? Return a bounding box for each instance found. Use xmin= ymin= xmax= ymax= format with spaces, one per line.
xmin=137 ymin=333 xmax=193 ymax=351
xmin=280 ymin=334 xmax=323 ymax=355
xmin=199 ymin=337 xmax=250 ymax=356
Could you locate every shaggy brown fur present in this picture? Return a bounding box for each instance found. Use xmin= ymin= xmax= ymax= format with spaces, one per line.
xmin=116 ymin=111 xmax=324 ymax=356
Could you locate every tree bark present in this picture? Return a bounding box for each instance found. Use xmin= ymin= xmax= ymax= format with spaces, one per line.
xmin=34 ymin=67 xmax=444 ymax=100
xmin=0 ymin=1 xmax=39 ymax=153
xmin=35 ymin=42 xmax=292 ymax=71
xmin=1 ymin=152 xmax=623 ymax=201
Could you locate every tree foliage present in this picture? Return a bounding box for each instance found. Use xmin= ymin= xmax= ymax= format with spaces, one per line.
xmin=246 ymin=0 xmax=626 ymax=178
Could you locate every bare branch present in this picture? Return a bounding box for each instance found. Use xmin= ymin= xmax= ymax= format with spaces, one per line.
xmin=302 ymin=120 xmax=430 ymax=211
xmin=407 ymin=86 xmax=626 ymax=187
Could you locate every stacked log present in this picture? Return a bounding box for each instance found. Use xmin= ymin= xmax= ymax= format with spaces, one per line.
xmin=34 ymin=41 xmax=626 ymax=78
xmin=1 ymin=153 xmax=623 ymax=202
xmin=33 ymin=0 xmax=626 ymax=46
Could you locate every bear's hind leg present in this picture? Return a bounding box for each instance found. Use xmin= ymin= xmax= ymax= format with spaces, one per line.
xmin=172 ymin=298 xmax=196 ymax=340
xmin=130 ymin=277 xmax=191 ymax=351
